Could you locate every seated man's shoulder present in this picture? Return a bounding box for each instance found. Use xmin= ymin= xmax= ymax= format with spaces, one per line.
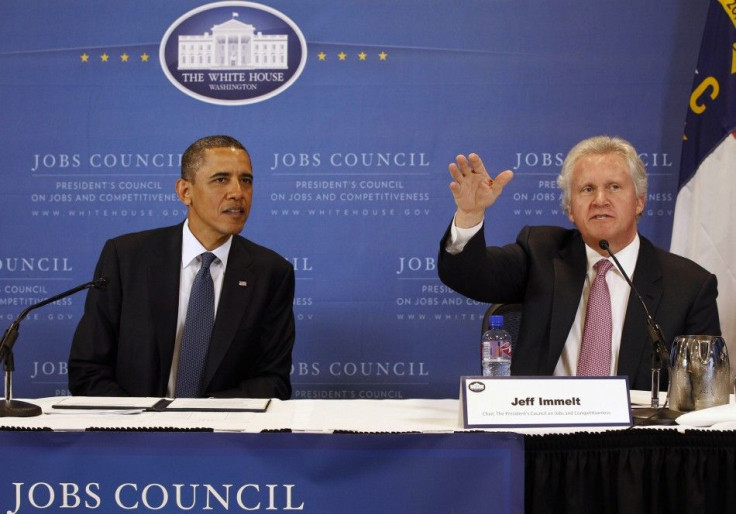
xmin=233 ymin=236 xmax=293 ymax=272
xmin=519 ymin=225 xmax=577 ymax=249
xmin=654 ymin=244 xmax=714 ymax=279
xmin=106 ymin=224 xmax=180 ymax=252
xmin=525 ymin=225 xmax=572 ymax=237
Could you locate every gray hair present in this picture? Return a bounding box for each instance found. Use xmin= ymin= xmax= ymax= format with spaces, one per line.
xmin=556 ymin=135 xmax=647 ymax=216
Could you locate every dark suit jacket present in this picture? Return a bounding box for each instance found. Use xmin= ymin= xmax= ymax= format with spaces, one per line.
xmin=438 ymin=224 xmax=721 ymax=390
xmin=68 ymin=223 xmax=295 ymax=399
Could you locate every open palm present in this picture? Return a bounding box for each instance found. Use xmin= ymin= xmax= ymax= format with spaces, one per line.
xmin=449 ymin=153 xmax=514 ymax=226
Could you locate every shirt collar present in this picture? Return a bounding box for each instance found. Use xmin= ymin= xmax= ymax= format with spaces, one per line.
xmin=181 ymin=219 xmax=232 ymax=269
xmin=584 ymin=233 xmax=640 ymax=279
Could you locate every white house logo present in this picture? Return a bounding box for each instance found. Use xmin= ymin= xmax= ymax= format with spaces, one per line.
xmin=159 ymin=1 xmax=307 ymax=105
xmin=468 ymin=381 xmax=486 ymax=393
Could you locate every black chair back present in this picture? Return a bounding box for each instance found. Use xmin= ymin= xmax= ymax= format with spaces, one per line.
xmin=481 ymin=303 xmax=522 ymax=343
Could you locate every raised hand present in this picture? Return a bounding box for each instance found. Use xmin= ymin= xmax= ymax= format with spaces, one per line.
xmin=448 ymin=153 xmax=514 ymax=227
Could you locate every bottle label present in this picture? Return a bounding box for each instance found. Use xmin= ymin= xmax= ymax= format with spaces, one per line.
xmin=499 ymin=341 xmax=512 ymax=358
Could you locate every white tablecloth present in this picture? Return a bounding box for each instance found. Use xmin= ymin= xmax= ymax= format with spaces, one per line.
xmin=1 ymin=393 xmax=732 ymax=433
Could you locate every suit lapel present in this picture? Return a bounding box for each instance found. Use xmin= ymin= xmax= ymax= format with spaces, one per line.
xmin=548 ymin=232 xmax=587 ymax=371
xmin=203 ymin=237 xmax=254 ymax=388
xmin=149 ymin=225 xmax=183 ymax=380
xmin=618 ymin=236 xmax=663 ymax=378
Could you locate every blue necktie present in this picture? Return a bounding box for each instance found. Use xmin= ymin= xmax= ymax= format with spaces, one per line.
xmin=176 ymin=252 xmax=216 ymax=397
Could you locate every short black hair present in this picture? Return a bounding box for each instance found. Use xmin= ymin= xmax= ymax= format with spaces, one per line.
xmin=181 ymin=135 xmax=249 ymax=181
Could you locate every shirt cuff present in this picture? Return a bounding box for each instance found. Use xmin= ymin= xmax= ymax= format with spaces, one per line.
xmin=445 ymin=216 xmax=483 ymax=255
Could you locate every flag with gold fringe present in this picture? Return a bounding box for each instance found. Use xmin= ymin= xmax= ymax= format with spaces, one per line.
xmin=671 ymin=0 xmax=736 ymax=374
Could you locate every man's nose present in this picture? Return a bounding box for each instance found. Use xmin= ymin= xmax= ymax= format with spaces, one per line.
xmin=226 ymin=178 xmax=245 ymax=198
xmin=593 ymin=189 xmax=610 ymax=205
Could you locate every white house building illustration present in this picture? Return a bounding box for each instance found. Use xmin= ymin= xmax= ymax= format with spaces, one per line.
xmin=178 ymin=14 xmax=288 ymax=70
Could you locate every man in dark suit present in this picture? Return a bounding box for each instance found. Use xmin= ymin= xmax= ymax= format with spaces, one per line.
xmin=69 ymin=135 xmax=295 ymax=399
xmin=438 ymin=136 xmax=720 ymax=390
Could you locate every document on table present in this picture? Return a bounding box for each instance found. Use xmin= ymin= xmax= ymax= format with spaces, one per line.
xmin=52 ymin=397 xmax=162 ymax=410
xmin=52 ymin=397 xmax=271 ymax=413
xmin=162 ymin=398 xmax=271 ymax=412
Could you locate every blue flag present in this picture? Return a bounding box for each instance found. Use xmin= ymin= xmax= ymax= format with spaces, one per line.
xmin=671 ymin=0 xmax=736 ymax=372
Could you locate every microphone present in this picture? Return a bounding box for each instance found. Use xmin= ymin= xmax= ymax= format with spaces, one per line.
xmin=598 ymin=240 xmax=669 ymax=367
xmin=0 ymin=276 xmax=107 ymax=418
xmin=598 ymin=240 xmax=677 ymax=425
xmin=0 ymin=277 xmax=108 ymax=362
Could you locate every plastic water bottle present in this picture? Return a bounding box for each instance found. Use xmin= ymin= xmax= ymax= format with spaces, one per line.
xmin=481 ymin=315 xmax=512 ymax=376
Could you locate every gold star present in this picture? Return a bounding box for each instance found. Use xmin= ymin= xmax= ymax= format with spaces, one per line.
xmin=378 ymin=52 xmax=388 ymax=61
xmin=141 ymin=53 xmax=150 ymax=62
xmin=338 ymin=52 xmax=347 ymax=61
xmin=80 ymin=53 xmax=89 ymax=62
xmin=121 ymin=53 xmax=129 ymax=62
xmin=101 ymin=53 xmax=109 ymax=62
xmin=317 ymin=52 xmax=326 ymax=61
xmin=358 ymin=52 xmax=367 ymax=61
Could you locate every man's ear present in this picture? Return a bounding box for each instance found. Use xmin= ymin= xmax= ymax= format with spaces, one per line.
xmin=175 ymin=178 xmax=191 ymax=206
xmin=636 ymin=195 xmax=645 ymax=216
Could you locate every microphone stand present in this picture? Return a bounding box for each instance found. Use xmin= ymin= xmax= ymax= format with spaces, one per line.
xmin=598 ymin=240 xmax=680 ymax=426
xmin=632 ymin=318 xmax=681 ymax=426
xmin=0 ymin=277 xmax=107 ymax=417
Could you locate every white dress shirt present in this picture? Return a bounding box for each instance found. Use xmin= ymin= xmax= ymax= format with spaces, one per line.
xmin=166 ymin=220 xmax=233 ymax=397
xmin=553 ymin=237 xmax=638 ymax=376
xmin=446 ymin=217 xmax=639 ymax=376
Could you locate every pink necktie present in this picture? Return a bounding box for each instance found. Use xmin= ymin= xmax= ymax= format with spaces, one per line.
xmin=577 ymin=259 xmax=613 ymax=376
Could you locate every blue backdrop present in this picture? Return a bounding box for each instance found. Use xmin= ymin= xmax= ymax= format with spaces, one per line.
xmin=0 ymin=1 xmax=709 ymax=399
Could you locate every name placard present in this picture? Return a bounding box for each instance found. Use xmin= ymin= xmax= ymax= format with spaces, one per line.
xmin=459 ymin=376 xmax=632 ymax=428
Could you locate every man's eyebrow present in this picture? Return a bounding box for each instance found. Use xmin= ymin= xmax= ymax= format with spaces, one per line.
xmin=207 ymin=170 xmax=252 ymax=178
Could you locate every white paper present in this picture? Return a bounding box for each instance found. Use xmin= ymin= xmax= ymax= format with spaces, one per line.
xmin=52 ymin=397 xmax=162 ymax=409
xmin=166 ymin=398 xmax=270 ymax=411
